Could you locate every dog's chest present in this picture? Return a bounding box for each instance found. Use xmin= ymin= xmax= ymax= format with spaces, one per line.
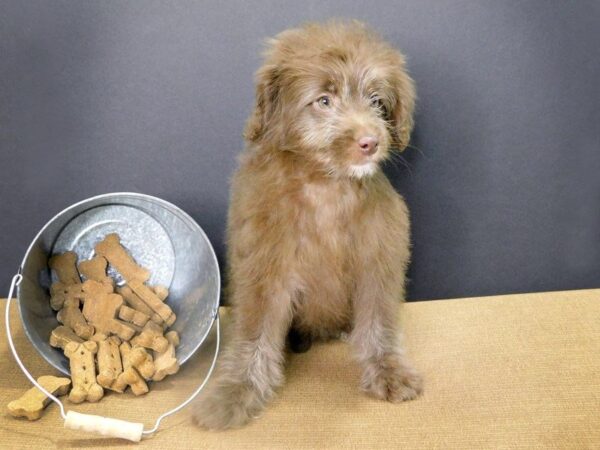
xmin=296 ymin=182 xmax=361 ymax=250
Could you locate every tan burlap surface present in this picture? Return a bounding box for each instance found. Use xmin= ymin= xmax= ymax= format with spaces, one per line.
xmin=1 ymin=289 xmax=599 ymax=449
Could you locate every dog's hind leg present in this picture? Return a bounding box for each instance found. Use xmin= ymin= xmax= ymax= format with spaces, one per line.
xmin=192 ymin=281 xmax=293 ymax=430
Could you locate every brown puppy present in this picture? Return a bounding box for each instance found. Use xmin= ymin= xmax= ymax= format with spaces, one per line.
xmin=194 ymin=20 xmax=422 ymax=430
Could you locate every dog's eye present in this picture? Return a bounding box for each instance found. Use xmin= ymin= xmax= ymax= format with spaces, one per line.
xmin=369 ymin=94 xmax=384 ymax=109
xmin=316 ymin=95 xmax=332 ymax=108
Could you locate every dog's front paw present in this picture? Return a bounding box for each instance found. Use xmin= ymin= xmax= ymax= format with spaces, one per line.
xmin=361 ymin=355 xmax=423 ymax=403
xmin=192 ymin=382 xmax=264 ymax=430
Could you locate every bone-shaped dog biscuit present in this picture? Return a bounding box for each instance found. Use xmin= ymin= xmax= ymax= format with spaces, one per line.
xmin=151 ymin=329 xmax=179 ymax=381
xmin=130 ymin=321 xmax=169 ymax=353
xmin=49 ymin=325 xmax=83 ymax=350
xmin=49 ymin=251 xmax=81 ymax=285
xmin=50 ymin=282 xmax=84 ymax=311
xmin=152 ymin=342 xmax=179 ymax=381
xmin=119 ymin=304 xmax=150 ymax=327
xmin=7 ymin=376 xmax=71 ymax=420
xmin=129 ymin=279 xmax=175 ymax=326
xmin=120 ymin=341 xmax=133 ymax=368
xmin=130 ymin=347 xmax=155 ymax=379
xmin=57 ymin=297 xmax=94 ymax=340
xmin=120 ymin=342 xmax=155 ymax=380
xmin=152 ymin=285 xmax=169 ymax=301
xmin=90 ymin=332 xmax=108 ymax=342
xmin=117 ymin=285 xmax=163 ymax=325
xmin=80 ymin=279 xmax=113 ymax=304
xmin=113 ymin=343 xmax=149 ymax=395
xmin=96 ymin=336 xmax=123 ymax=390
xmin=78 ymin=256 xmax=114 ymax=289
xmin=165 ymin=330 xmax=179 ymax=347
xmin=113 ymin=367 xmax=149 ymax=396
xmin=64 ymin=341 xmax=104 ymax=403
xmin=82 ymin=280 xmax=135 ymax=341
xmin=95 ymin=233 xmax=150 ymax=282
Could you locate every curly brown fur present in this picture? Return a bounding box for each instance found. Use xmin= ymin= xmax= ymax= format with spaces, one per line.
xmin=193 ymin=19 xmax=422 ymax=430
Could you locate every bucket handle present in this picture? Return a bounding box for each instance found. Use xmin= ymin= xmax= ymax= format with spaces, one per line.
xmin=5 ymin=273 xmax=221 ymax=442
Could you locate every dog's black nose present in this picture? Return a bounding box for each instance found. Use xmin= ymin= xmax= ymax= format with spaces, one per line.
xmin=358 ymin=136 xmax=379 ymax=155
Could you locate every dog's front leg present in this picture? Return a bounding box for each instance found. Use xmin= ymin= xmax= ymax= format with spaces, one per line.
xmin=349 ymin=267 xmax=423 ymax=403
xmin=193 ymin=285 xmax=293 ymax=430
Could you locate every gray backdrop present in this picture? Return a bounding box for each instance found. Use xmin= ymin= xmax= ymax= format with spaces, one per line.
xmin=1 ymin=1 xmax=599 ymax=300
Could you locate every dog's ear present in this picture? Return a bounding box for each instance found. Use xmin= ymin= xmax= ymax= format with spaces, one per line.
xmin=388 ymin=63 xmax=416 ymax=151
xmin=244 ymin=63 xmax=281 ymax=144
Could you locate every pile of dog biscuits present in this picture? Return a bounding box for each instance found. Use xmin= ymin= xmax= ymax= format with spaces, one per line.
xmin=47 ymin=233 xmax=180 ymax=404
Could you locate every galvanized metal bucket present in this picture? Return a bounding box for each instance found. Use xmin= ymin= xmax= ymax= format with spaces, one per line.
xmin=5 ymin=192 xmax=221 ymax=440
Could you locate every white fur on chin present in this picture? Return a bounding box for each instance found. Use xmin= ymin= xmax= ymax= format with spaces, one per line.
xmin=348 ymin=162 xmax=378 ymax=179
